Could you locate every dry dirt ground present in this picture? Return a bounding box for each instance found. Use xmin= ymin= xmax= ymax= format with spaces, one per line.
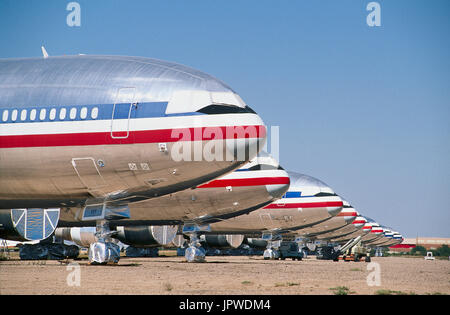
xmin=1 ymin=255 xmax=449 ymax=295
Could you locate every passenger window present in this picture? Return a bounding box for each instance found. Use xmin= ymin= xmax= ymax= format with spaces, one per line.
xmin=49 ymin=108 xmax=56 ymax=120
xmin=70 ymin=107 xmax=77 ymax=120
xmin=80 ymin=107 xmax=88 ymax=119
xmin=39 ymin=109 xmax=46 ymax=121
xmin=2 ymin=110 xmax=8 ymax=122
xmin=20 ymin=109 xmax=27 ymax=121
xmin=91 ymin=107 xmax=99 ymax=119
xmin=30 ymin=109 xmax=37 ymax=121
xmin=11 ymin=109 xmax=18 ymax=121
xmin=59 ymin=108 xmax=66 ymax=120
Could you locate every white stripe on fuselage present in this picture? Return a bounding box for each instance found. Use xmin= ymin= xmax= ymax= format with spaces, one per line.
xmin=0 ymin=113 xmax=263 ymax=136
xmin=272 ymin=195 xmax=343 ymax=205
xmin=216 ymin=169 xmax=287 ymax=180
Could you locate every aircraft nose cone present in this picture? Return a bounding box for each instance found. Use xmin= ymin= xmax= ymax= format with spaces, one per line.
xmin=344 ymin=211 xmax=358 ymax=223
xmin=361 ymin=223 xmax=372 ymax=234
xmin=265 ymin=169 xmax=290 ymax=199
xmin=337 ymin=208 xmax=358 ymax=223
xmin=370 ymin=225 xmax=383 ymax=235
xmin=225 ymin=115 xmax=267 ymax=162
xmin=352 ymin=216 xmax=367 ymax=229
xmin=327 ymin=202 xmax=343 ymax=217
xmin=325 ymin=195 xmax=344 ymax=217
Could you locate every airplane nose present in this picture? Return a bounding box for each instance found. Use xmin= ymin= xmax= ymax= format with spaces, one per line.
xmin=265 ymin=169 xmax=290 ymax=199
xmin=327 ymin=201 xmax=343 ymax=217
xmin=225 ymin=114 xmax=267 ymax=162
xmin=370 ymin=225 xmax=383 ymax=235
xmin=344 ymin=211 xmax=358 ymax=223
xmin=361 ymin=223 xmax=372 ymax=234
xmin=325 ymin=195 xmax=344 ymax=217
xmin=337 ymin=208 xmax=358 ymax=223
xmin=352 ymin=215 xmax=367 ymax=229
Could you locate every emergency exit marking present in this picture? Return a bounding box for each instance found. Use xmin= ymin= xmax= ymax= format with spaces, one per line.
xmin=128 ymin=163 xmax=137 ymax=171
xmin=140 ymin=163 xmax=150 ymax=171
xmin=128 ymin=162 xmax=151 ymax=171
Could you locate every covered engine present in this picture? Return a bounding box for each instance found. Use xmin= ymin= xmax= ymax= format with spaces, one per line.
xmin=115 ymin=225 xmax=178 ymax=247
xmin=0 ymin=208 xmax=60 ymax=241
xmin=55 ymin=225 xmax=178 ymax=248
xmin=55 ymin=227 xmax=97 ymax=247
xmin=244 ymin=237 xmax=269 ymax=249
xmin=200 ymin=234 xmax=245 ymax=249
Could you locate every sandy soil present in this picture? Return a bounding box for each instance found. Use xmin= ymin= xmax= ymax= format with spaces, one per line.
xmin=1 ymin=255 xmax=449 ymax=295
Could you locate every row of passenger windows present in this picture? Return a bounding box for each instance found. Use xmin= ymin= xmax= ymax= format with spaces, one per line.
xmin=1 ymin=106 xmax=99 ymax=122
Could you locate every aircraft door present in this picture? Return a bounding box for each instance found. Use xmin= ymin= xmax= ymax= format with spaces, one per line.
xmin=72 ymin=158 xmax=106 ymax=195
xmin=111 ymin=87 xmax=136 ymax=139
xmin=259 ymin=213 xmax=275 ymax=230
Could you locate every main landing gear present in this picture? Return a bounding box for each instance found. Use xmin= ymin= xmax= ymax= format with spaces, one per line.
xmin=88 ymin=220 xmax=120 ymax=265
xmin=184 ymin=232 xmax=206 ymax=263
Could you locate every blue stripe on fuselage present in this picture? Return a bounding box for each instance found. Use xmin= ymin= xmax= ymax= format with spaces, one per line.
xmin=283 ymin=191 xmax=302 ymax=198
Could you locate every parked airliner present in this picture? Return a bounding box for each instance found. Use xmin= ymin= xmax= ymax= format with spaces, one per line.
xmin=204 ymin=172 xmax=344 ymax=235
xmin=327 ymin=217 xmax=372 ymax=243
xmin=180 ymin=172 xmax=344 ymax=260
xmin=291 ymin=199 xmax=357 ymax=239
xmin=56 ymin=153 xmax=290 ymax=261
xmin=0 ymin=55 xmax=267 ymax=263
xmin=315 ymin=213 xmax=367 ymax=242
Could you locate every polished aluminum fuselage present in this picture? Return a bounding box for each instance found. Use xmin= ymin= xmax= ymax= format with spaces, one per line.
xmin=292 ymin=206 xmax=357 ymax=238
xmin=206 ymin=197 xmax=342 ymax=234
xmin=313 ymin=215 xmax=366 ymax=241
xmin=327 ymin=221 xmax=371 ymax=244
xmin=58 ymin=161 xmax=290 ymax=226
xmin=205 ymin=172 xmax=343 ymax=235
xmin=360 ymin=224 xmax=384 ymax=244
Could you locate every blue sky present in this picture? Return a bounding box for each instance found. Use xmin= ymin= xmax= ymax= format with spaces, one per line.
xmin=1 ymin=0 xmax=449 ymax=237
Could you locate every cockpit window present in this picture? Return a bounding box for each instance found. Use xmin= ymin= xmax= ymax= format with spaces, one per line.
xmin=197 ymin=105 xmax=256 ymax=115
xmin=314 ymin=192 xmax=338 ymax=197
xmin=247 ymin=164 xmax=279 ymax=171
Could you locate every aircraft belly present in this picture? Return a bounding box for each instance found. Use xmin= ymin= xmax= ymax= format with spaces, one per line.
xmin=57 ymin=179 xmax=271 ymax=224
xmin=297 ymin=217 xmax=347 ymax=236
xmin=331 ymin=229 xmax=366 ymax=243
xmin=207 ymin=207 xmax=328 ymax=234
xmin=122 ymin=185 xmax=270 ymax=222
xmin=361 ymin=233 xmax=383 ymax=243
xmin=318 ymin=224 xmax=358 ymax=240
xmin=0 ymin=141 xmax=241 ymax=208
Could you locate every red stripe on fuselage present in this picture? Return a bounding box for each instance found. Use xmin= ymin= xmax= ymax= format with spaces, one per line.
xmin=197 ymin=176 xmax=290 ymax=188
xmin=337 ymin=211 xmax=358 ymax=217
xmin=0 ymin=125 xmax=266 ymax=148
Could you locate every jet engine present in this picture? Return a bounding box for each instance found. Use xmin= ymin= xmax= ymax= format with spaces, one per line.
xmin=56 ymin=225 xmax=178 ymax=248
xmin=200 ymin=234 xmax=245 ymax=249
xmin=55 ymin=227 xmax=96 ymax=247
xmin=244 ymin=237 xmax=269 ymax=249
xmin=0 ymin=208 xmax=60 ymax=241
xmin=115 ymin=225 xmax=178 ymax=247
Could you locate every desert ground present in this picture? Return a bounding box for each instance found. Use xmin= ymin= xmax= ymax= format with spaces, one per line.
xmin=1 ymin=254 xmax=449 ymax=295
